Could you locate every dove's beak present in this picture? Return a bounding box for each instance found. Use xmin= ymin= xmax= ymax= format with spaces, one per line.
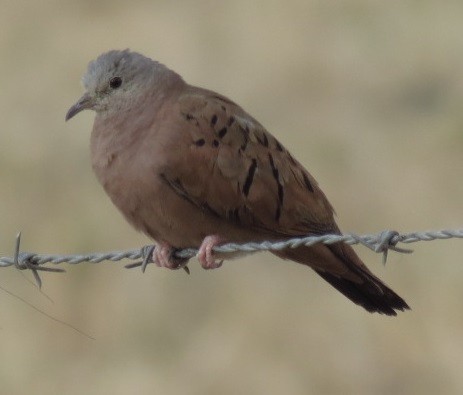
xmin=65 ymin=93 xmax=94 ymax=121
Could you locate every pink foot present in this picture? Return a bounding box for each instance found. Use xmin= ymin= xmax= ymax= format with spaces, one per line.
xmin=152 ymin=241 xmax=187 ymax=270
xmin=197 ymin=235 xmax=224 ymax=270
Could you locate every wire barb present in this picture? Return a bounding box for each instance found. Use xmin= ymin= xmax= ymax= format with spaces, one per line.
xmin=12 ymin=233 xmax=65 ymax=288
xmin=1 ymin=228 xmax=462 ymax=286
xmin=349 ymin=230 xmax=414 ymax=265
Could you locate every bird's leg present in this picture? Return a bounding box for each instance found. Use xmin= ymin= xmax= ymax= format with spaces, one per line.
xmin=152 ymin=241 xmax=187 ymax=270
xmin=197 ymin=235 xmax=224 ymax=270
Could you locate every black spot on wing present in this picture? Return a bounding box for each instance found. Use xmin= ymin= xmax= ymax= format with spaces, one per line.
xmin=239 ymin=125 xmax=250 ymax=151
xmin=268 ymin=153 xmax=285 ymax=221
xmin=262 ymin=133 xmax=269 ymax=147
xmin=212 ymin=139 xmax=219 ymax=147
xmin=242 ymin=159 xmax=257 ymax=197
xmin=182 ymin=112 xmax=199 ymax=127
xmin=268 ymin=153 xmax=278 ymax=179
xmin=268 ymin=154 xmax=284 ymax=203
xmin=211 ymin=114 xmax=218 ymax=126
xmin=274 ymin=139 xmax=284 ymax=152
xmin=217 ymin=127 xmax=228 ymax=138
xmin=227 ymin=116 xmax=235 ymax=126
xmin=256 ymin=132 xmax=269 ymax=147
xmin=194 ymin=139 xmax=205 ymax=146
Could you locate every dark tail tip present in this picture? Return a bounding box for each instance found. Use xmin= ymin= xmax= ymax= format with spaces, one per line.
xmin=315 ymin=270 xmax=410 ymax=316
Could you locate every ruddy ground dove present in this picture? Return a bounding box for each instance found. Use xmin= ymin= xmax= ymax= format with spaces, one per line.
xmin=66 ymin=50 xmax=409 ymax=315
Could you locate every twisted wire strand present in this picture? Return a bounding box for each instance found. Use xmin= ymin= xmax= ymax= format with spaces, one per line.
xmin=0 ymin=228 xmax=461 ymax=272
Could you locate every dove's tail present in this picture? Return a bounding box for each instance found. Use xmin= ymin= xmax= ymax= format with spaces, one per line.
xmin=314 ymin=269 xmax=409 ymax=316
xmin=273 ymin=242 xmax=410 ymax=316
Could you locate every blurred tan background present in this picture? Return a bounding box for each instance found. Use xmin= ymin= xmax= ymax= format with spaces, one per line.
xmin=1 ymin=1 xmax=463 ymax=394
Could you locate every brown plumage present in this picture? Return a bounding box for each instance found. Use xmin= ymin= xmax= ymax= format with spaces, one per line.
xmin=66 ymin=49 xmax=409 ymax=315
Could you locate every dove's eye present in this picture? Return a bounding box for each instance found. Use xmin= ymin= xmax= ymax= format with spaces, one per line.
xmin=109 ymin=76 xmax=122 ymax=89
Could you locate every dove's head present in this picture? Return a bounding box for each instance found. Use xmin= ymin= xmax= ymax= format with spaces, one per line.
xmin=66 ymin=49 xmax=173 ymax=121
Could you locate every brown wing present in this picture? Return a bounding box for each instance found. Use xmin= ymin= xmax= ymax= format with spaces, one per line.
xmin=160 ymin=87 xmax=409 ymax=315
xmin=161 ymin=86 xmax=338 ymax=238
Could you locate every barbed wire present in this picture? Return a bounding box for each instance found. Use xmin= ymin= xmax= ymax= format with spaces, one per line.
xmin=0 ymin=228 xmax=462 ymax=288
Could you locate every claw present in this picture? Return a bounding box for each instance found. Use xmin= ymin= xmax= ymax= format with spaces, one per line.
xmin=152 ymin=242 xmax=190 ymax=270
xmin=197 ymin=235 xmax=224 ymax=270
